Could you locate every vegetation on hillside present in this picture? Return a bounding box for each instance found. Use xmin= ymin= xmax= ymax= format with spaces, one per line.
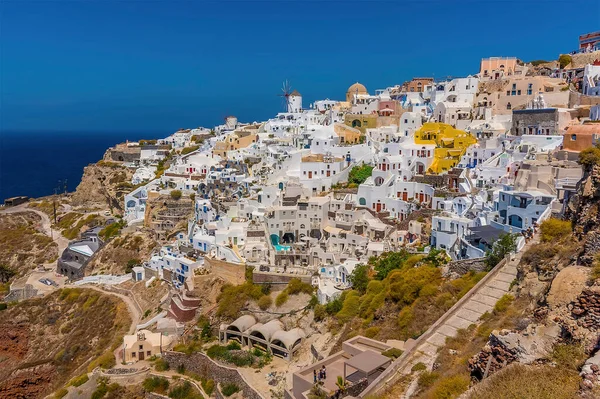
xmin=181 ymin=145 xmax=200 ymax=155
xmin=579 ymin=144 xmax=600 ymax=169
xmin=559 ymin=54 xmax=572 ymax=69
xmin=348 ymin=164 xmax=374 ymax=186
xmin=521 ymin=218 xmax=577 ymax=274
xmin=484 ymin=233 xmax=517 ymax=270
xmin=319 ymin=250 xmax=485 ymax=342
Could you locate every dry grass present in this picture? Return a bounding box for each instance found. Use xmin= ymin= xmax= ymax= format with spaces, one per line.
xmin=467 ymin=364 xmax=580 ymax=399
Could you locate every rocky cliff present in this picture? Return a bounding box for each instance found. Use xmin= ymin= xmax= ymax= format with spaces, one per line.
xmin=71 ymin=162 xmax=134 ymax=214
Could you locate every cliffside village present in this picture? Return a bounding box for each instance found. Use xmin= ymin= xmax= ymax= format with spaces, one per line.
xmin=21 ymin=31 xmax=600 ymax=398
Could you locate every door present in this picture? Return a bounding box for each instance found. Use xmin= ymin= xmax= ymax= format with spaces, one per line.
xmin=376 ymin=203 xmax=382 ymax=212
xmin=418 ymin=163 xmax=424 ymax=174
xmin=402 ymin=192 xmax=408 ymax=201
xmin=308 ymin=171 xmax=312 ymax=179
xmin=327 ymin=171 xmax=331 ymax=177
xmin=419 ymin=193 xmax=424 ymax=203
xmin=139 ymin=351 xmax=145 ymax=361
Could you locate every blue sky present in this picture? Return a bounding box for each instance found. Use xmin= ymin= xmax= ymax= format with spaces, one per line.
xmin=1 ymin=0 xmax=598 ymax=133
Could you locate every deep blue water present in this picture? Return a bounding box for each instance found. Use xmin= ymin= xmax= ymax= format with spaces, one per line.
xmin=0 ymin=131 xmax=165 ymax=201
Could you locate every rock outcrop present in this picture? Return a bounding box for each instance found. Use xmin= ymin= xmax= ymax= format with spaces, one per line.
xmin=71 ymin=162 xmax=134 ymax=213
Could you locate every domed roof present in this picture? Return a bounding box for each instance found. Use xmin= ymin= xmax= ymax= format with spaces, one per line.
xmin=347 ymin=82 xmax=367 ymax=94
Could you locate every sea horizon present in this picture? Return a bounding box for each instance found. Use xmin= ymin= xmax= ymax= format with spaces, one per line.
xmin=0 ymin=130 xmax=167 ymax=201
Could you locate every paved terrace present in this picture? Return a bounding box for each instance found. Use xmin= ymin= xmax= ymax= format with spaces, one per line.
xmin=360 ymin=237 xmax=536 ymax=398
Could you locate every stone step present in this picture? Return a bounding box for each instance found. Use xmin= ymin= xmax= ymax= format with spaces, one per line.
xmin=418 ymin=342 xmax=441 ymax=357
xmin=479 ymin=285 xmax=507 ymax=299
xmin=456 ymin=308 xmax=485 ymax=323
xmin=464 ymin=299 xmax=493 ymax=314
xmin=437 ymin=324 xmax=459 ymax=338
xmin=487 ymin=279 xmax=512 ymax=291
xmin=495 ymin=272 xmax=516 ymax=284
xmin=502 ymin=266 xmax=518 ymax=275
xmin=446 ymin=314 xmax=474 ymax=330
xmin=426 ymin=332 xmax=449 ymax=348
xmin=471 ymin=293 xmax=499 ymax=307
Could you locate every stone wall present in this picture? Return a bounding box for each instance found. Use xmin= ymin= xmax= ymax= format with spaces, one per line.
xmin=252 ymin=271 xmax=312 ymax=286
xmin=162 ymin=351 xmax=263 ymax=399
xmin=447 ymin=258 xmax=487 ymax=275
xmin=204 ymin=258 xmax=246 ymax=285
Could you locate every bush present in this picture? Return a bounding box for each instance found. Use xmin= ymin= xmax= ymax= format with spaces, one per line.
xmin=430 ymin=374 xmax=470 ymax=398
xmin=485 ymin=233 xmax=517 ymax=269
xmin=154 ymin=358 xmax=170 ymax=371
xmin=539 ymin=218 xmax=571 ymax=243
xmin=348 ymin=164 xmax=374 ymax=185
xmin=579 ymin=146 xmax=600 ymax=168
xmin=54 ymin=388 xmax=68 ymax=399
xmin=143 ymin=376 xmax=170 ymax=394
xmin=364 ymin=326 xmax=380 ymax=338
xmin=227 ymin=341 xmax=241 ymax=350
xmin=257 ymin=295 xmax=272 ymax=310
xmin=181 ymin=145 xmax=200 ymax=155
xmin=170 ymin=190 xmax=182 ymax=200
xmin=275 ymin=291 xmax=289 ymax=307
xmin=412 ymin=362 xmax=427 ymax=372
xmin=325 ymin=296 xmax=343 ymax=315
xmin=287 ymin=278 xmax=313 ymax=295
xmin=349 ymin=264 xmax=370 ymax=294
xmin=551 ymin=342 xmax=586 ymax=370
xmin=221 ymin=383 xmax=240 ymax=397
xmin=314 ymin=304 xmax=327 ymax=321
xmin=70 ymin=373 xmax=89 ymax=387
xmin=418 ymin=371 xmax=440 ymax=389
xmin=201 ymin=379 xmax=215 ymax=395
xmin=382 ymin=348 xmax=403 ymax=359
xmin=559 ymin=54 xmax=572 ymax=69
xmin=0 ymin=303 xmax=7 ymax=311
xmin=494 ymin=294 xmax=514 ymax=314
xmin=169 ymin=381 xmax=200 ymax=399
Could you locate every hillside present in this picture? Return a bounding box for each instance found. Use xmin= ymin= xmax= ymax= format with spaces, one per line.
xmin=71 ymin=162 xmax=135 ymax=214
xmin=0 ymin=288 xmax=130 ymax=398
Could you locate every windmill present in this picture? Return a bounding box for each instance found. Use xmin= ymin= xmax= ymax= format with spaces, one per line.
xmin=278 ymin=80 xmax=293 ymax=112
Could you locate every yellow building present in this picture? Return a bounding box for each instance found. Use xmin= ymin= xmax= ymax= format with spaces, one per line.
xmin=334 ymin=123 xmax=363 ymax=144
xmin=414 ymin=122 xmax=477 ymax=174
xmin=343 ymin=114 xmax=378 ymax=133
xmin=212 ymin=130 xmax=258 ymax=158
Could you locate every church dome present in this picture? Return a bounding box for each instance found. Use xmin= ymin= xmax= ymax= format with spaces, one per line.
xmin=346 ymin=82 xmax=368 ymax=102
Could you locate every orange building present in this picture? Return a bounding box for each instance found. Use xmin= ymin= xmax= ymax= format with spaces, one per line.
xmin=563 ymin=124 xmax=600 ymax=152
xmin=480 ymin=57 xmax=518 ymax=79
xmin=401 ymin=78 xmax=434 ymax=93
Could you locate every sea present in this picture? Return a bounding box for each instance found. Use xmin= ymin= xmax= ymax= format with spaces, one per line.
xmin=0 ymin=131 xmax=165 ymax=201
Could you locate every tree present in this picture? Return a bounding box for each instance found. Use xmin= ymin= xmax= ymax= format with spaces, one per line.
xmin=348 ymin=164 xmax=374 ymax=185
xmin=485 ymin=233 xmax=517 ymax=270
xmin=170 ymin=190 xmax=182 ymax=200
xmin=0 ymin=264 xmax=15 ymax=283
xmin=373 ymin=250 xmax=410 ymax=280
xmin=126 ymin=258 xmax=140 ymax=273
xmin=559 ymin=54 xmax=572 ymax=69
xmin=579 ymin=145 xmax=600 ymax=169
xmin=336 ymin=376 xmax=347 ymax=392
xmin=348 ymin=263 xmax=370 ymax=294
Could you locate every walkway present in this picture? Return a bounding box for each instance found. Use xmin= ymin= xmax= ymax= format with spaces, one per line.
xmin=362 ymin=238 xmax=536 ymax=398
xmin=79 ymin=285 xmax=141 ymax=334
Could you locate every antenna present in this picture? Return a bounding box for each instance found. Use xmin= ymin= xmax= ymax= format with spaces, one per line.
xmin=278 ymin=80 xmax=292 ymax=112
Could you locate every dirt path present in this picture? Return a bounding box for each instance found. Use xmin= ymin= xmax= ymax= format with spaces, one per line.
xmin=79 ymin=285 xmax=141 ymax=334
xmin=1 ymin=204 xmax=69 ymax=259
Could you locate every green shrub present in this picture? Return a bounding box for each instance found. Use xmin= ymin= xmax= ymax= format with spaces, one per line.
xmin=54 ymin=388 xmax=68 ymax=399
xmin=494 ymin=294 xmax=514 ymax=314
xmin=87 ymin=351 xmax=115 ymax=371
xmin=201 ymin=379 xmax=215 ymax=395
xmin=364 ymin=326 xmax=380 ymax=338
xmin=336 ymin=291 xmax=360 ymax=322
xmin=348 ymin=164 xmax=374 ymax=185
xmin=170 ymin=190 xmax=182 ymax=200
xmin=257 ymin=295 xmax=272 ymax=310
xmin=314 ymin=304 xmax=326 ymax=321
xmin=227 ymin=341 xmax=241 ymax=350
xmin=418 ymin=371 xmax=440 ymax=389
xmin=551 ymin=342 xmax=586 ymax=370
xmin=485 ymin=233 xmax=517 ymax=269
xmin=430 ymin=374 xmax=470 ymax=398
xmin=142 ymin=376 xmax=170 ymax=394
xmin=176 ymin=364 xmax=186 ymax=374
xmin=540 ymin=219 xmax=571 ymax=243
xmin=348 ymin=263 xmax=370 ymax=294
xmin=286 ymin=278 xmax=314 ymax=295
xmin=382 ymin=348 xmax=403 ymax=359
xmin=275 ymin=291 xmax=289 ymax=307
xmin=221 ymin=383 xmax=240 ymax=397
xmin=0 ymin=303 xmax=7 ymax=311
xmin=168 ymin=381 xmax=200 ymax=399
xmin=411 ymin=362 xmax=427 ymax=372
xmin=70 ymin=373 xmax=89 ymax=387
xmin=181 ymin=145 xmax=200 ymax=155
xmin=579 ymin=146 xmax=600 ymax=168
xmin=559 ymin=54 xmax=572 ymax=69
xmin=154 ymin=358 xmax=170 ymax=371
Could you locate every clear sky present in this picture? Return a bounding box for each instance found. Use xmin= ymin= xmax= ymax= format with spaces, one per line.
xmin=1 ymin=0 xmax=598 ymax=133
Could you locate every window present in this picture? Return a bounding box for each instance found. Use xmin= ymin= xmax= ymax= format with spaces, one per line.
xmin=517 ymin=90 xmax=521 ymax=95
xmin=527 ymin=83 xmax=533 ymax=95
xmin=132 ymin=352 xmax=136 ymax=357
xmin=506 ymin=102 xmax=512 ymax=110
xmin=139 ymin=345 xmax=143 ymax=350
xmin=571 ymin=134 xmax=577 ymax=141
xmin=147 ymin=351 xmax=152 ymax=356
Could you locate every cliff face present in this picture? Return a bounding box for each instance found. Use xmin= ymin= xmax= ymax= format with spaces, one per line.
xmin=71 ymin=162 xmax=134 ymax=214
xmin=86 ymin=230 xmax=157 ymax=275
xmin=566 ymin=164 xmax=600 ymax=265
